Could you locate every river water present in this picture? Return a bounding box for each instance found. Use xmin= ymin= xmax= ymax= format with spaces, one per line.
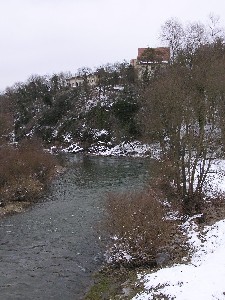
xmin=0 ymin=154 xmax=152 ymax=300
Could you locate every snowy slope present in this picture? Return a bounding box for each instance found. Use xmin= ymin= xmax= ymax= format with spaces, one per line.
xmin=133 ymin=219 xmax=225 ymax=300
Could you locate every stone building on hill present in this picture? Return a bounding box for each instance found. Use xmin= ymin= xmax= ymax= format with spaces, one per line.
xmin=130 ymin=47 xmax=170 ymax=79
xmin=66 ymin=74 xmax=98 ymax=88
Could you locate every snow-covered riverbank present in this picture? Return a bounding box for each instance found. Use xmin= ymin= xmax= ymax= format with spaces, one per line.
xmin=54 ymin=140 xmax=161 ymax=159
xmin=132 ymin=160 xmax=225 ymax=300
xmin=133 ymin=217 xmax=225 ymax=300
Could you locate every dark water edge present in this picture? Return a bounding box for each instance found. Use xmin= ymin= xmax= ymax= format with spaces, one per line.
xmin=0 ymin=154 xmax=153 ymax=300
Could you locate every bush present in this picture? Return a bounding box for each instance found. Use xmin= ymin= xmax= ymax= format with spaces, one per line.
xmin=112 ymin=99 xmax=140 ymax=138
xmin=85 ymin=105 xmax=111 ymax=130
xmin=102 ymin=188 xmax=175 ymax=268
xmin=0 ymin=139 xmax=57 ymax=204
xmin=18 ymin=139 xmax=57 ymax=182
xmin=1 ymin=177 xmax=44 ymax=203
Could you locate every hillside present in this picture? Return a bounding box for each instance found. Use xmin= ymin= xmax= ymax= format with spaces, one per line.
xmin=3 ymin=63 xmax=144 ymax=154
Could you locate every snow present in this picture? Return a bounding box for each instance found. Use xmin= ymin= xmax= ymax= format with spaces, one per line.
xmin=62 ymin=133 xmax=73 ymax=143
xmin=90 ymin=141 xmax=160 ymax=158
xmin=60 ymin=143 xmax=83 ymax=153
xmin=132 ymin=160 xmax=225 ymax=300
xmin=113 ymin=85 xmax=124 ymax=91
xmin=133 ymin=219 xmax=225 ymax=300
xmin=92 ymin=129 xmax=109 ymax=138
xmin=204 ymin=160 xmax=225 ymax=196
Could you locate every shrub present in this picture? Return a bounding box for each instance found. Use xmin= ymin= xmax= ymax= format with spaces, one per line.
xmin=112 ymin=99 xmax=140 ymax=138
xmin=102 ymin=188 xmax=175 ymax=268
xmin=0 ymin=139 xmax=57 ymax=204
xmin=85 ymin=105 xmax=111 ymax=130
xmin=17 ymin=139 xmax=57 ymax=182
xmin=1 ymin=177 xmax=44 ymax=203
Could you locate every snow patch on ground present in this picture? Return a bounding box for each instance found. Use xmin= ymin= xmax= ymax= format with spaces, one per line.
xmin=54 ymin=138 xmax=161 ymax=158
xmin=133 ymin=219 xmax=225 ymax=300
xmin=60 ymin=143 xmax=83 ymax=153
xmin=204 ymin=160 xmax=225 ymax=196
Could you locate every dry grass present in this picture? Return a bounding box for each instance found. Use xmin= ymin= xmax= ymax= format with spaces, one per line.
xmin=102 ymin=188 xmax=176 ymax=268
xmin=200 ymin=194 xmax=225 ymax=226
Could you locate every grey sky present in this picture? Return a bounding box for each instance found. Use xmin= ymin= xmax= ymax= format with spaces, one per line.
xmin=1 ymin=0 xmax=225 ymax=91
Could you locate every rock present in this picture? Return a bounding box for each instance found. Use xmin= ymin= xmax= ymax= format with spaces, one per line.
xmin=122 ymin=287 xmax=132 ymax=297
xmin=0 ymin=201 xmax=5 ymax=207
xmin=156 ymin=252 xmax=171 ymax=267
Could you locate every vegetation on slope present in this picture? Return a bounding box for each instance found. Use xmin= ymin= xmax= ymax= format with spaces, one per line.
xmin=4 ymin=64 xmax=140 ymax=149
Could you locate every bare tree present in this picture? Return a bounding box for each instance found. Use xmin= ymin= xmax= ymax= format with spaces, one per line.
xmin=140 ymin=27 xmax=225 ymax=214
xmin=160 ymin=18 xmax=184 ymax=61
xmin=0 ymin=95 xmax=15 ymax=143
xmin=207 ymin=13 xmax=224 ymax=43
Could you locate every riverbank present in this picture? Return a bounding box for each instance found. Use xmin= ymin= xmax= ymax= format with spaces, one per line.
xmin=0 ymin=200 xmax=32 ymax=217
xmin=52 ymin=140 xmax=161 ymax=159
xmin=0 ymin=142 xmax=55 ymax=213
xmin=0 ymin=165 xmax=66 ymax=218
xmin=0 ymin=166 xmax=65 ymax=218
xmin=85 ymin=199 xmax=225 ymax=299
xmin=133 ymin=215 xmax=225 ymax=299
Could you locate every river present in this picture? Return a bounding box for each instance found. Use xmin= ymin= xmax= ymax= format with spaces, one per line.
xmin=0 ymin=154 xmax=152 ymax=300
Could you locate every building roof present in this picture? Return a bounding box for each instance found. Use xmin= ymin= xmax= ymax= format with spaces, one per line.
xmin=137 ymin=47 xmax=170 ymax=62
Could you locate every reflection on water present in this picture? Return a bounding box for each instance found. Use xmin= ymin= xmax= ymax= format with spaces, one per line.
xmin=0 ymin=154 xmax=152 ymax=300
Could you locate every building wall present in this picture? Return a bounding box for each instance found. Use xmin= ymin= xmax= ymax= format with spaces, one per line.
xmin=66 ymin=77 xmax=83 ymax=87
xmin=130 ymin=46 xmax=170 ymax=79
xmin=87 ymin=74 xmax=98 ymax=86
xmin=66 ymin=74 xmax=98 ymax=87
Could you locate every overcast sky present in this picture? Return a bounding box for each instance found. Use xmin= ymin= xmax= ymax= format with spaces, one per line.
xmin=1 ymin=0 xmax=225 ymax=91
